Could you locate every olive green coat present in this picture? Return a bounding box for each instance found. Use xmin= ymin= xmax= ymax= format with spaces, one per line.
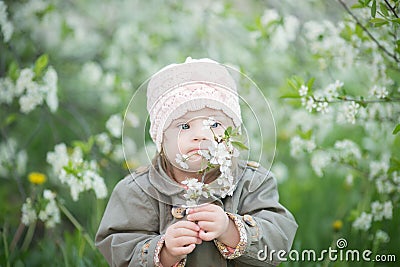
xmin=95 ymin=160 xmax=297 ymax=267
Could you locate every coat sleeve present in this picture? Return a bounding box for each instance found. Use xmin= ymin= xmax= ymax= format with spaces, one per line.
xmin=231 ymin=166 xmax=298 ymax=266
xmin=95 ymin=175 xmax=162 ymax=267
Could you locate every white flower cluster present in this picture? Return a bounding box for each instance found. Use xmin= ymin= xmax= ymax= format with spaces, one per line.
xmin=0 ymin=66 xmax=58 ymax=113
xmin=341 ymin=101 xmax=360 ymax=124
xmin=208 ymin=138 xmax=239 ymax=197
xmin=0 ymin=1 xmax=13 ymax=42
xmin=371 ymin=201 xmax=393 ymax=221
xmin=299 ymin=81 xmax=344 ymax=114
xmin=333 ymin=139 xmax=361 ymax=163
xmin=301 ymin=139 xmax=361 ymax=177
xmin=106 ymin=114 xmax=123 ymax=138
xmin=95 ymin=132 xmax=112 ymax=154
xmin=0 ymin=138 xmax=27 ymax=178
xmin=181 ymin=178 xmax=215 ymax=206
xmin=179 ymin=118 xmax=241 ymax=206
xmin=289 ymin=135 xmax=316 ymax=158
xmin=310 ymin=150 xmax=332 ymax=177
xmin=80 ymin=62 xmax=132 ymax=107
xmin=21 ymin=190 xmax=60 ymax=228
xmin=352 ymin=200 xmax=393 ymax=232
xmin=375 ymin=230 xmax=390 ymax=244
xmin=254 ymin=9 xmax=299 ymax=51
xmin=303 ymin=20 xmax=355 ymax=70
xmin=352 ymin=212 xmax=373 ymax=231
xmin=369 ymin=85 xmax=389 ymax=99
xmin=175 ymin=153 xmax=189 ymax=170
xmin=46 ymin=143 xmax=108 ymax=201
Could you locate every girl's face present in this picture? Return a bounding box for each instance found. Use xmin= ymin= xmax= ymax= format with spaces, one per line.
xmin=163 ymin=108 xmax=234 ymax=172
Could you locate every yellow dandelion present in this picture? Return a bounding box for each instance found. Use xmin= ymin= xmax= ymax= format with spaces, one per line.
xmin=332 ymin=220 xmax=343 ymax=232
xmin=28 ymin=172 xmax=47 ymax=185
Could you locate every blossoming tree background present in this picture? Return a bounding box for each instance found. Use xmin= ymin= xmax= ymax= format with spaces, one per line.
xmin=1 ymin=0 xmax=399 ymax=266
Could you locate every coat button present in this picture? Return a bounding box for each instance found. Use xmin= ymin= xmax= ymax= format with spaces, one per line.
xmin=243 ymin=214 xmax=256 ymax=227
xmin=246 ymin=161 xmax=260 ymax=168
xmin=171 ymin=206 xmax=187 ymax=219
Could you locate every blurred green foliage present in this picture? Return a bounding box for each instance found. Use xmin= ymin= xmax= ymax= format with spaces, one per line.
xmin=1 ymin=0 xmax=399 ymax=266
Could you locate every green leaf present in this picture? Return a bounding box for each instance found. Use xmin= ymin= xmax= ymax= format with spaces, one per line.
xmin=231 ymin=141 xmax=249 ymax=150
xmin=393 ymin=123 xmax=400 ymax=135
xmin=369 ymin=18 xmax=389 ymax=26
xmin=351 ymin=3 xmax=365 ymax=9
xmin=307 ymin=77 xmax=315 ymax=90
xmin=279 ymin=94 xmax=302 ymax=99
xmin=34 ymin=54 xmax=49 ymax=77
xmin=4 ymin=114 xmax=17 ymax=127
xmin=224 ymin=126 xmax=233 ymax=137
xmin=392 ymin=18 xmax=400 ymax=24
xmin=287 ymin=79 xmax=299 ymax=91
xmin=379 ymin=2 xmax=389 ymax=17
xmin=371 ymin=0 xmax=377 ymax=18
xmin=388 ymin=157 xmax=400 ymax=173
xmin=298 ymin=129 xmax=313 ymax=140
xmin=7 ymin=61 xmax=19 ymax=81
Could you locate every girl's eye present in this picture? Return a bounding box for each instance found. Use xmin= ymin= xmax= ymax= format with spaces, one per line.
xmin=211 ymin=122 xmax=221 ymax=128
xmin=179 ymin=123 xmax=190 ymax=130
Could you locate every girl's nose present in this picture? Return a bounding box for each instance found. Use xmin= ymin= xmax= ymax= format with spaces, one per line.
xmin=191 ymin=121 xmax=210 ymax=141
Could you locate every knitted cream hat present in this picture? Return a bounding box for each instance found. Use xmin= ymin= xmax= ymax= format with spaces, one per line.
xmin=147 ymin=57 xmax=242 ymax=151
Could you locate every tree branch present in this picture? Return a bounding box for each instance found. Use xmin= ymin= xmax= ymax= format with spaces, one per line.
xmin=337 ymin=0 xmax=399 ymax=63
xmin=384 ymin=0 xmax=399 ymax=18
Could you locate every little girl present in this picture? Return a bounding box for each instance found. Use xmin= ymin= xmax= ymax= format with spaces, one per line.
xmin=95 ymin=58 xmax=297 ymax=266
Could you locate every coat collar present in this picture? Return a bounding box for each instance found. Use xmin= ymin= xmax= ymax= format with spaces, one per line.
xmin=134 ymin=156 xmax=245 ymax=206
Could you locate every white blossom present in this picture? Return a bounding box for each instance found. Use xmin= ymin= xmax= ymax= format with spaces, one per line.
xmin=352 ymin=212 xmax=372 ymax=231
xmin=342 ymin=101 xmax=360 ymax=124
xmin=369 ymin=160 xmax=389 ymax=179
xmin=371 ymin=201 xmax=392 ymax=221
xmin=0 ymin=1 xmax=13 ymax=42
xmin=304 ymin=97 xmax=317 ymax=112
xmin=0 ymin=77 xmax=15 ymax=104
xmin=0 ymin=138 xmax=27 ymax=177
xmin=375 ymin=230 xmax=390 ymax=243
xmin=175 ymin=154 xmax=189 ymax=170
xmin=15 ymin=68 xmax=35 ymax=96
xmin=96 ymin=133 xmax=112 ymax=154
xmin=46 ymin=143 xmax=69 ymax=173
xmin=333 ymin=139 xmax=361 ymax=162
xmin=125 ymin=112 xmax=140 ymax=128
xmin=290 ymin=136 xmax=303 ymax=157
xmin=43 ymin=66 xmax=59 ymax=112
xmin=38 ymin=190 xmax=60 ymax=228
xmin=290 ymin=135 xmax=316 ymax=158
xmin=311 ymin=150 xmax=331 ymax=177
xmin=106 ymin=114 xmax=123 ymax=138
xmin=299 ymin=85 xmax=308 ymax=97
xmin=21 ymin=198 xmax=37 ymax=225
xmin=375 ymin=177 xmax=395 ymax=194
xmin=202 ymin=117 xmax=217 ymax=129
xmin=316 ymin=101 xmax=330 ymax=114
xmin=370 ymin=85 xmax=389 ymax=99
xmin=47 ymin=144 xmax=108 ymax=201
xmin=81 ymin=61 xmax=103 ymax=86
xmin=260 ymin=9 xmax=279 ymax=26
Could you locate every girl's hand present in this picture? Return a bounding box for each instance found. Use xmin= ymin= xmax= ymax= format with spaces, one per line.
xmin=186 ymin=204 xmax=230 ymax=242
xmin=161 ymin=221 xmax=202 ymax=266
